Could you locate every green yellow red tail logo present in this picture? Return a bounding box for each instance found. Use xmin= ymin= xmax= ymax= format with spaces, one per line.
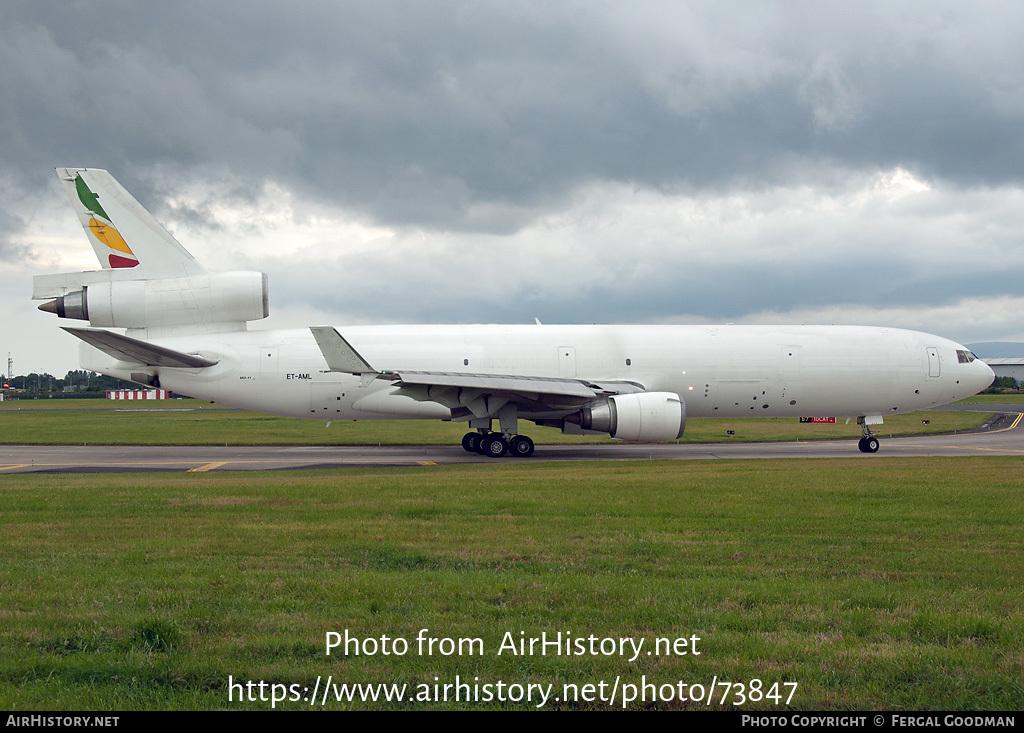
xmin=75 ymin=174 xmax=139 ymax=268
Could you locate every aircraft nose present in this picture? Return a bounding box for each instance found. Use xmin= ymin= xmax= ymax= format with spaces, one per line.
xmin=976 ymin=360 xmax=996 ymax=392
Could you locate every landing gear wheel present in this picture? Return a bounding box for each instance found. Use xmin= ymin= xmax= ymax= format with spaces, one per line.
xmin=481 ymin=434 xmax=508 ymax=458
xmin=508 ymin=435 xmax=535 ymax=457
xmin=858 ymin=437 xmax=880 ymax=453
xmin=462 ymin=432 xmax=480 ymax=452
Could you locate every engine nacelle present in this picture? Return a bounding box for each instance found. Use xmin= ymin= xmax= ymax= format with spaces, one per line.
xmin=570 ymin=391 xmax=686 ymax=442
xmin=41 ymin=271 xmax=268 ymax=329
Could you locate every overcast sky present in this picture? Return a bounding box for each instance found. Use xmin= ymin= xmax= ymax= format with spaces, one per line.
xmin=3 ymin=1 xmax=1024 ymax=375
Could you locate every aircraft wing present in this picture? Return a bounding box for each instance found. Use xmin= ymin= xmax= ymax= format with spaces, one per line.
xmin=310 ymin=326 xmax=642 ymax=418
xmin=62 ymin=327 xmax=219 ymax=368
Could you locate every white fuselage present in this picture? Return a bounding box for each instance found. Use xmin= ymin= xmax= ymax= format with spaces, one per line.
xmin=82 ymin=324 xmax=994 ymax=424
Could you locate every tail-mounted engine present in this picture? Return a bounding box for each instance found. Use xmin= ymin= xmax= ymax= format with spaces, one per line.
xmin=36 ymin=271 xmax=268 ymax=331
xmin=566 ymin=391 xmax=686 ymax=442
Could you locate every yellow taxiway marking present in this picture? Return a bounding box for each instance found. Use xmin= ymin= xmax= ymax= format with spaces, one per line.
xmin=0 ymin=459 xmax=447 ymax=472
xmin=991 ymin=412 xmax=1024 ymax=433
xmin=909 ymin=412 xmax=1024 ymax=450
xmin=188 ymin=462 xmax=228 ymax=473
xmin=881 ymin=442 xmax=1024 ymax=454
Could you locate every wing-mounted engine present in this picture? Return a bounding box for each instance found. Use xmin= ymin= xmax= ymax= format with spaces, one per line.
xmin=566 ymin=392 xmax=686 ymax=442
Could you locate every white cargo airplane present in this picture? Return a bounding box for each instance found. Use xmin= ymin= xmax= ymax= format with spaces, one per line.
xmin=34 ymin=168 xmax=994 ymax=457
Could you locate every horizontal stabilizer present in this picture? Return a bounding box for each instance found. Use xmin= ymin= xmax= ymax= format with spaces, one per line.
xmin=33 ymin=267 xmax=146 ymax=300
xmin=62 ymin=327 xmax=218 ymax=368
xmin=310 ymin=326 xmax=377 ymax=374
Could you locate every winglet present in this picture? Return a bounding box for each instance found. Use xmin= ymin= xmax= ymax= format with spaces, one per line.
xmin=310 ymin=327 xmax=377 ymax=375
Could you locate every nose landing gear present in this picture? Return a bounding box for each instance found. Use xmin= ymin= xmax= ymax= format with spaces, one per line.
xmin=858 ymin=435 xmax=880 ymax=453
xmin=856 ymin=415 xmax=883 ymax=453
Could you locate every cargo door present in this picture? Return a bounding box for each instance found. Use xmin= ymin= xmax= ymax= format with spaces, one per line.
xmin=260 ymin=346 xmax=279 ymax=379
xmin=557 ymin=346 xmax=577 ymax=378
xmin=780 ymin=346 xmax=801 ymax=404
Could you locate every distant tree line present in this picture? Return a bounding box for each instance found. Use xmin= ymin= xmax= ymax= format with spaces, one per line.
xmin=982 ymin=376 xmax=1021 ymax=393
xmin=4 ymin=370 xmax=175 ymax=399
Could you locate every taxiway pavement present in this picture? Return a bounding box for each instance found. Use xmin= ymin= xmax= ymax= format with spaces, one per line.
xmin=1 ymin=408 xmax=1021 ymax=474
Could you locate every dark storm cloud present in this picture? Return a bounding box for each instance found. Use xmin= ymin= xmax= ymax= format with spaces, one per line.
xmin=3 ymin=1 xmax=1024 ymax=234
xmin=5 ymin=1 xmax=1024 ymax=372
xmin=267 ymin=244 xmax=1021 ymax=328
xmin=0 ymin=208 xmax=29 ymax=263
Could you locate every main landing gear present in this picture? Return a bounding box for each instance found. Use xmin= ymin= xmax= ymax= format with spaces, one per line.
xmin=461 ymin=431 xmax=535 ymax=458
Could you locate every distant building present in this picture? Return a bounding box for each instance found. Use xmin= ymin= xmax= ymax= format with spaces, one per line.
xmin=105 ymin=389 xmax=169 ymax=400
xmin=981 ymin=358 xmax=1024 ymax=385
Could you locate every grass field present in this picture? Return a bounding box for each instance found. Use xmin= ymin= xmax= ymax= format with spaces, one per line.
xmin=0 ymin=398 xmax=992 ymax=445
xmin=953 ymin=393 xmax=1024 ymax=404
xmin=2 ymin=458 xmax=1022 ymax=710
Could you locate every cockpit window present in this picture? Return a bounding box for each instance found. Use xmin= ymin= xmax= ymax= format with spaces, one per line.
xmin=956 ymin=349 xmax=977 ymax=364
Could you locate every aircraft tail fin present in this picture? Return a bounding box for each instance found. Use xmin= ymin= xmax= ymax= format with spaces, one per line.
xmin=56 ymin=168 xmax=203 ymax=278
xmin=35 ymin=168 xmax=267 ymax=335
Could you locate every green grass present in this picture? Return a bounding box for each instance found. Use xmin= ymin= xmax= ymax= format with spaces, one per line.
xmin=0 ymin=399 xmax=990 ymax=445
xmin=0 ymin=398 xmax=232 ymax=411
xmin=1 ymin=459 xmax=1022 ymax=710
xmin=954 ymin=394 xmax=1024 ymax=404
